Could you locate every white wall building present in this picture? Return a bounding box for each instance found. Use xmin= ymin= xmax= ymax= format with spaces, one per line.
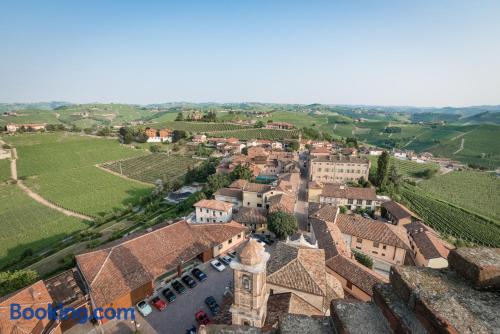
xmin=194 ymin=199 xmax=233 ymax=224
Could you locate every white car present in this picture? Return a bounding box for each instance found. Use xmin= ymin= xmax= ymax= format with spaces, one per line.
xmin=211 ymin=259 xmax=226 ymax=272
xmin=136 ymin=300 xmax=153 ymax=317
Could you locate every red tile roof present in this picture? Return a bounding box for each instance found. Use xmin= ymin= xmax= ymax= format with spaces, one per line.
xmin=320 ymin=184 xmax=377 ymax=201
xmin=336 ymin=214 xmax=410 ymax=250
xmin=76 ymin=220 xmax=246 ymax=307
xmin=194 ymin=199 xmax=233 ymax=211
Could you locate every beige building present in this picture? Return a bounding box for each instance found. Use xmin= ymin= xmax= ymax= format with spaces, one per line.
xmin=382 ymin=200 xmax=419 ymax=226
xmin=193 ymin=199 xmax=233 ymax=223
xmin=405 ymin=221 xmax=452 ymax=268
xmin=308 ymin=155 xmax=370 ymax=184
xmin=336 ymin=214 xmax=410 ymax=277
xmin=308 ymin=182 xmax=379 ymax=210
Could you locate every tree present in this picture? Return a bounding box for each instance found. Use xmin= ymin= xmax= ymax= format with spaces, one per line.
xmin=254 ymin=120 xmax=265 ymax=128
xmin=230 ymin=164 xmax=253 ymax=181
xmin=376 ymin=151 xmax=390 ymax=189
xmin=267 ymin=211 xmax=298 ymax=240
xmin=205 ymin=173 xmax=231 ymax=196
xmin=352 ymin=249 xmax=373 ymax=269
xmin=389 ymin=165 xmax=401 ymax=192
xmin=149 ymin=145 xmax=161 ymax=153
xmin=339 ymin=206 xmax=347 ymax=214
xmin=288 ymin=140 xmax=299 ymax=151
xmin=241 ymin=147 xmax=248 ymax=155
xmin=175 ymin=112 xmax=184 ymax=121
xmin=0 ymin=269 xmax=39 ymax=297
xmin=172 ymin=130 xmax=187 ymax=143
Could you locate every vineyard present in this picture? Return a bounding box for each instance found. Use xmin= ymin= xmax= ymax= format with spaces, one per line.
xmin=400 ymin=185 xmax=500 ymax=247
xmin=368 ymin=156 xmax=439 ymax=178
xmin=0 ymin=184 xmax=88 ymax=268
xmin=206 ymin=128 xmax=301 ymax=140
xmin=101 ymin=154 xmax=197 ymax=184
xmin=419 ymin=171 xmax=500 ymax=222
xmin=152 ymin=121 xmax=248 ymax=133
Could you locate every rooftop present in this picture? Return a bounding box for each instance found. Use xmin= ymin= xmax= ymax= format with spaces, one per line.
xmin=320 ymin=184 xmax=377 ymax=201
xmin=194 ymin=199 xmax=233 ymax=211
xmin=311 ymin=154 xmax=369 ymax=164
xmin=232 ymin=207 xmax=267 ymax=225
xmin=382 ymin=201 xmax=418 ymax=220
xmin=214 ymin=187 xmax=243 ymax=201
xmin=76 ymin=220 xmax=246 ymax=307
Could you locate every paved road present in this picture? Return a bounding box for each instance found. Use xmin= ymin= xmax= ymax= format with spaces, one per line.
xmin=294 ymin=152 xmax=309 ymax=232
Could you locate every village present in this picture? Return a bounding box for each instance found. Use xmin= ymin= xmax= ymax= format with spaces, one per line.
xmin=3 ymin=120 xmax=497 ymax=334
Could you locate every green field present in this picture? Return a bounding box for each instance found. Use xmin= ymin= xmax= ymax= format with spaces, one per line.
xmin=101 ymin=154 xmax=197 ymax=184
xmin=150 ymin=121 xmax=247 ymax=133
xmin=0 ymin=159 xmax=11 ymax=182
xmin=0 ymin=110 xmax=62 ymax=126
xmin=367 ymin=156 xmax=438 ymax=178
xmin=401 ymin=185 xmax=500 ymax=247
xmin=0 ymin=184 xmax=88 ymax=268
xmin=4 ymin=133 xmax=152 ymax=217
xmin=419 ymin=171 xmax=500 ymax=222
xmin=206 ymin=128 xmax=301 ymax=140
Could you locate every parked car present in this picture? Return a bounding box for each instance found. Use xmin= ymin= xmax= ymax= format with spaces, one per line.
xmin=150 ymin=296 xmax=167 ymax=311
xmin=162 ymin=288 xmax=176 ymax=303
xmin=171 ymin=280 xmax=186 ymax=294
xmin=258 ymin=236 xmax=274 ymax=245
xmin=182 ymin=275 xmax=197 ymax=288
xmin=186 ymin=326 xmax=197 ymax=334
xmin=205 ymin=296 xmax=221 ymax=315
xmin=191 ymin=268 xmax=207 ymax=281
xmin=136 ymin=300 xmax=153 ymax=317
xmin=210 ymin=259 xmax=226 ymax=272
xmin=219 ymin=255 xmax=232 ymax=265
xmin=195 ymin=310 xmax=212 ymax=325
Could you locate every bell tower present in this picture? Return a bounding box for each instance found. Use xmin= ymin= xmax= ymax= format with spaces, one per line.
xmin=229 ymin=239 xmax=270 ymax=327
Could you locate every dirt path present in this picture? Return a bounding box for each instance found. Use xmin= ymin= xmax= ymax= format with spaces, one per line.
xmin=5 ymin=141 xmax=94 ymax=221
xmin=453 ymin=138 xmax=465 ymax=155
xmin=17 ymin=180 xmax=94 ymax=221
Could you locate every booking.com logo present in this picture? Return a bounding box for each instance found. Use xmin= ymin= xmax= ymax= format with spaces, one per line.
xmin=6 ymin=303 xmax=135 ymax=324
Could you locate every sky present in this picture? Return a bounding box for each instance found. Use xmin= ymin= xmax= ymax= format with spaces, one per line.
xmin=0 ymin=0 xmax=499 ymax=107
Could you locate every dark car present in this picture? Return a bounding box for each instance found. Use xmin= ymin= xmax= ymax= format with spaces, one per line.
xmin=228 ymin=251 xmax=237 ymax=258
xmin=162 ymin=288 xmax=176 ymax=303
xmin=191 ymin=268 xmax=207 ymax=281
xmin=186 ymin=326 xmax=196 ymax=334
xmin=171 ymin=280 xmax=186 ymax=294
xmin=182 ymin=275 xmax=197 ymax=288
xmin=219 ymin=255 xmax=232 ymax=265
xmin=205 ymin=296 xmax=220 ymax=315
xmin=258 ymin=236 xmax=274 ymax=245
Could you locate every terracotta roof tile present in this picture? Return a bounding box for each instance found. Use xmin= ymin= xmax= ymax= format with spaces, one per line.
xmin=326 ymin=255 xmax=387 ymax=295
xmin=320 ymin=184 xmax=377 ymax=201
xmin=268 ymin=194 xmax=295 ymax=214
xmin=405 ymin=221 xmax=451 ymax=260
xmin=214 ymin=188 xmax=243 ymax=201
xmin=382 ymin=201 xmax=418 ymax=220
xmin=232 ymin=207 xmax=267 ymax=225
xmin=76 ymin=221 xmax=246 ymax=308
xmin=336 ymin=214 xmax=410 ymax=250
xmin=194 ymin=199 xmax=233 ymax=211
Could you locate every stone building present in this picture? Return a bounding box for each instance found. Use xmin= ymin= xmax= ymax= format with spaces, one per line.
xmin=308 ymin=154 xmax=370 ymax=184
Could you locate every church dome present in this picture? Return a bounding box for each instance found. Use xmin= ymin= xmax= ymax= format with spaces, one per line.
xmin=239 ymin=239 xmax=264 ymax=266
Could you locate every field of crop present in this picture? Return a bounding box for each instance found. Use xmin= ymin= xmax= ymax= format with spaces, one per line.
xmin=368 ymin=156 xmax=438 ymax=178
xmin=0 ymin=159 xmax=11 ymax=182
xmin=0 ymin=110 xmax=62 ymax=126
xmin=4 ymin=133 xmax=152 ymax=217
xmin=419 ymin=171 xmax=500 ymax=222
xmin=207 ymin=128 xmax=301 ymax=140
xmin=101 ymin=154 xmax=197 ymax=184
xmin=151 ymin=121 xmax=247 ymax=133
xmin=401 ymin=185 xmax=500 ymax=247
xmin=0 ymin=184 xmax=88 ymax=268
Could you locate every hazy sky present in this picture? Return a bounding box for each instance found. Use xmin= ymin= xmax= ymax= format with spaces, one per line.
xmin=1 ymin=0 xmax=499 ymax=107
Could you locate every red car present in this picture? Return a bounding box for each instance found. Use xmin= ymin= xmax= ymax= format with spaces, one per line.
xmin=151 ymin=296 xmax=167 ymax=311
xmin=195 ymin=310 xmax=212 ymax=325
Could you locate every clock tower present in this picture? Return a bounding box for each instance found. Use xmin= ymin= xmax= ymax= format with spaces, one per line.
xmin=229 ymin=239 xmax=270 ymax=327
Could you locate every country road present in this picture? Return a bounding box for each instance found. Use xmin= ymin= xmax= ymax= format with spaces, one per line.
xmin=453 ymin=138 xmax=465 ymax=155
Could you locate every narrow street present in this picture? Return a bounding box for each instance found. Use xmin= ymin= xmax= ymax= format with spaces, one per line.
xmin=294 ymin=151 xmax=309 ymax=232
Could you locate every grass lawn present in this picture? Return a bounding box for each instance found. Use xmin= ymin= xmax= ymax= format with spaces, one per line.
xmin=0 ymin=184 xmax=89 ymax=268
xmin=419 ymin=171 xmax=500 ymax=222
xmin=0 ymin=159 xmax=10 ymax=182
xmin=4 ymin=132 xmax=152 ymax=217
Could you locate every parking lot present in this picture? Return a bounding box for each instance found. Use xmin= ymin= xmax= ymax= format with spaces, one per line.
xmin=132 ymin=260 xmax=233 ymax=334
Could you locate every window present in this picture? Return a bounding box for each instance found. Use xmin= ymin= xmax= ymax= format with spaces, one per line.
xmin=382 ymin=253 xmax=386 ymax=256
xmin=366 ymin=200 xmax=372 ymax=205
xmin=356 ymin=237 xmax=362 ymax=243
xmin=247 ymin=202 xmax=250 ymax=206
xmin=356 ymin=246 xmax=361 ymax=250
xmin=257 ymin=194 xmax=262 ymax=198
xmin=242 ymin=275 xmax=251 ymax=291
xmin=356 ymin=199 xmax=362 ymax=204
xmin=238 ymin=233 xmax=242 ymax=239
xmin=220 ymin=212 xmax=222 ymax=216
xmin=382 ymin=245 xmax=386 ymax=250
xmin=373 ymin=242 xmax=379 ymax=248
xmin=257 ymin=204 xmax=262 ymax=208
xmin=228 ymin=238 xmax=233 ymax=244
xmin=218 ymin=244 xmax=223 ymax=250
xmin=206 ymin=209 xmax=209 ymax=213
xmin=348 ymin=199 xmax=354 ymax=204
xmin=346 ymin=281 xmax=352 ymax=290
xmin=372 ymin=251 xmax=378 ymax=254
xmin=200 ymin=217 xmax=203 ymax=222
